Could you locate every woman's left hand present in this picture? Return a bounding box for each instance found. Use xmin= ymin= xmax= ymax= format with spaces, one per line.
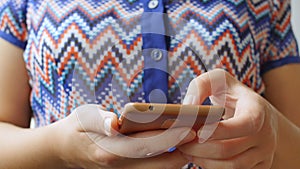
xmin=178 ymin=69 xmax=278 ymax=169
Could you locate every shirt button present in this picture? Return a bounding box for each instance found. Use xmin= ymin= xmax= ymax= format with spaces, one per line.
xmin=151 ymin=49 xmax=163 ymax=61
xmin=148 ymin=0 xmax=159 ymax=9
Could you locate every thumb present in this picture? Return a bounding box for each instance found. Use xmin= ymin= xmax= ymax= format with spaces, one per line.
xmin=183 ymin=69 xmax=227 ymax=142
xmin=183 ymin=69 xmax=227 ymax=105
xmin=73 ymin=104 xmax=118 ymax=136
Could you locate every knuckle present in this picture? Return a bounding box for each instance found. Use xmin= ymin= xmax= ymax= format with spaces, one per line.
xmin=220 ymin=69 xmax=234 ymax=82
xmin=249 ymin=101 xmax=265 ymax=133
xmin=189 ymin=78 xmax=200 ymax=90
xmin=212 ymin=142 xmax=224 ymax=158
xmin=217 ymin=141 xmax=231 ymax=159
xmin=93 ymin=148 xmax=119 ymax=167
xmin=212 ymin=68 xmax=226 ymax=75
xmin=230 ymin=157 xmax=251 ymax=169
xmin=190 ymin=77 xmax=197 ymax=85
xmin=230 ymin=159 xmax=243 ymax=169
xmin=250 ymin=115 xmax=263 ymax=134
xmin=186 ymin=78 xmax=200 ymax=94
xmin=265 ymin=157 xmax=274 ymax=169
xmin=268 ymin=132 xmax=277 ymax=146
xmin=265 ymin=136 xmax=277 ymax=156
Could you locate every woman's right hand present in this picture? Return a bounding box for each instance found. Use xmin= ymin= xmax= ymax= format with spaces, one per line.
xmin=50 ymin=104 xmax=196 ymax=169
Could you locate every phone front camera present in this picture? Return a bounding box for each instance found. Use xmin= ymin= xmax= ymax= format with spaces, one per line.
xmin=149 ymin=105 xmax=154 ymax=111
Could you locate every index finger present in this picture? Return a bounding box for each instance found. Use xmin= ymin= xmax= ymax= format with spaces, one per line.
xmin=198 ymin=97 xmax=265 ymax=141
xmin=183 ymin=69 xmax=228 ymax=142
xmin=96 ymin=127 xmax=196 ymax=158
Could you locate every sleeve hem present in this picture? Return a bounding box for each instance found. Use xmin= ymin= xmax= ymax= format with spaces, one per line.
xmin=0 ymin=31 xmax=26 ymax=49
xmin=261 ymin=56 xmax=300 ymax=75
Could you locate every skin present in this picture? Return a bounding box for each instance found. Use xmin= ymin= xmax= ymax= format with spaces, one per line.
xmin=0 ymin=36 xmax=300 ymax=169
xmin=0 ymin=38 xmax=196 ymax=169
xmin=178 ymin=68 xmax=300 ymax=169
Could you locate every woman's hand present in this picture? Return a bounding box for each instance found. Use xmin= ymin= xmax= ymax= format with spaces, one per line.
xmin=50 ymin=104 xmax=196 ymax=169
xmin=178 ymin=69 xmax=278 ymax=169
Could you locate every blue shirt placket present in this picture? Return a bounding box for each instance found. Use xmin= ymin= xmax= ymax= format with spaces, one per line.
xmin=141 ymin=0 xmax=169 ymax=103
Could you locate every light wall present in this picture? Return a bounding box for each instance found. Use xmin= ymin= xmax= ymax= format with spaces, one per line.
xmin=292 ymin=0 xmax=300 ymax=49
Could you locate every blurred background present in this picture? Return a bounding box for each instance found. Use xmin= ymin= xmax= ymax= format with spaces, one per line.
xmin=292 ymin=0 xmax=300 ymax=48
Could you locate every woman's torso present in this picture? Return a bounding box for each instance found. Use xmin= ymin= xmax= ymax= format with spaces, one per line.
xmin=13 ymin=0 xmax=295 ymax=127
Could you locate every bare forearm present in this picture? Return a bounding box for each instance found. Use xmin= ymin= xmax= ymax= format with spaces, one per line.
xmin=272 ymin=112 xmax=300 ymax=169
xmin=0 ymin=122 xmax=67 ymax=169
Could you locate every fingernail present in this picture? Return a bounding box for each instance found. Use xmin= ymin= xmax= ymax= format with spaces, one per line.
xmin=179 ymin=130 xmax=196 ymax=141
xmin=168 ymin=147 xmax=177 ymax=153
xmin=104 ymin=117 xmax=112 ymax=136
xmin=197 ymin=123 xmax=217 ymax=143
xmin=198 ymin=137 xmax=206 ymax=143
xmin=197 ymin=129 xmax=208 ymax=143
xmin=183 ymin=95 xmax=195 ymax=105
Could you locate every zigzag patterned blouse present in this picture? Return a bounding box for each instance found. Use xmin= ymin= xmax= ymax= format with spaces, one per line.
xmin=0 ymin=0 xmax=299 ymax=168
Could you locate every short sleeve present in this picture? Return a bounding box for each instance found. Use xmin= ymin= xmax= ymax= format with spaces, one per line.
xmin=0 ymin=0 xmax=27 ymax=49
xmin=261 ymin=0 xmax=300 ymax=74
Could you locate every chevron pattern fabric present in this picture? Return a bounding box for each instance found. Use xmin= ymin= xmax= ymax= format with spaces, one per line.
xmin=0 ymin=0 xmax=299 ymax=145
xmin=1 ymin=0 xmax=299 ymax=168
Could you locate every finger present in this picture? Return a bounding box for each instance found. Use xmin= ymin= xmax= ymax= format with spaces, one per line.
xmin=178 ymin=136 xmax=255 ymax=160
xmin=183 ymin=70 xmax=228 ymax=141
xmin=251 ymin=161 xmax=272 ymax=169
xmin=130 ymin=129 xmax=197 ymax=147
xmin=210 ymin=94 xmax=237 ymax=119
xmin=176 ymin=129 xmax=197 ymax=146
xmin=189 ymin=147 xmax=263 ymax=169
xmin=120 ymin=150 xmax=189 ymax=169
xmin=95 ymin=127 xmax=196 ymax=158
xmin=250 ymin=152 xmax=274 ymax=169
xmin=74 ymin=104 xmax=118 ymax=136
xmin=200 ymin=97 xmax=265 ymax=140
xmin=183 ymin=69 xmax=228 ymax=105
xmin=88 ymin=140 xmax=191 ymax=168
